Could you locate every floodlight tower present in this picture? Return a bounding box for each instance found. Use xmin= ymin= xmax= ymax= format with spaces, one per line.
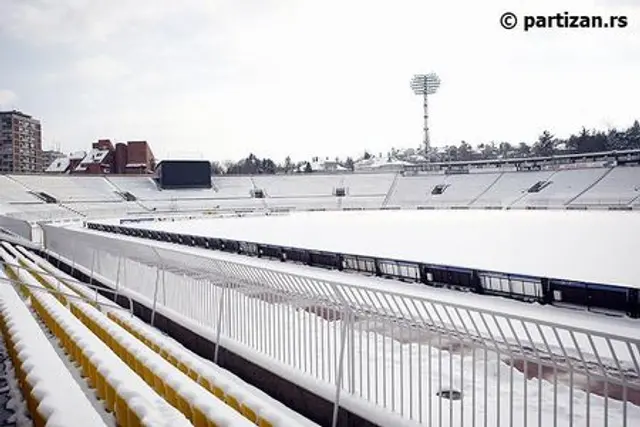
xmin=410 ymin=73 xmax=441 ymax=156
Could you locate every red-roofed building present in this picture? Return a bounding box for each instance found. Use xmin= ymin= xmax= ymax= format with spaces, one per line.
xmin=45 ymin=139 xmax=155 ymax=175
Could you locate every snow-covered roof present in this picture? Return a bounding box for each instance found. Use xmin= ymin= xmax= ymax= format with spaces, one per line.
xmin=45 ymin=156 xmax=71 ymax=173
xmin=70 ymin=151 xmax=86 ymax=160
xmin=355 ymin=156 xmax=413 ymax=170
xmin=407 ymin=154 xmax=428 ymax=162
xmin=75 ymin=149 xmax=110 ymax=171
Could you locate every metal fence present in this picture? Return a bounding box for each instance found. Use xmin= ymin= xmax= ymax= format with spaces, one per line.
xmin=40 ymin=224 xmax=640 ymax=427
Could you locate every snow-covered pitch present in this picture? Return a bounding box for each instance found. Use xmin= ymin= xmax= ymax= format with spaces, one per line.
xmin=123 ymin=209 xmax=640 ymax=289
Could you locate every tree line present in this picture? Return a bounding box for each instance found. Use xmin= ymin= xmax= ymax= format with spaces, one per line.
xmin=437 ymin=120 xmax=640 ymax=162
xmin=212 ymin=120 xmax=640 ymax=174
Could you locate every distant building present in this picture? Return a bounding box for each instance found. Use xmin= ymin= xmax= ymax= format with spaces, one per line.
xmin=45 ymin=139 xmax=156 ymax=175
xmin=300 ymin=156 xmax=348 ymax=173
xmin=74 ymin=139 xmax=115 ymax=174
xmin=0 ymin=110 xmax=42 ymax=173
xmin=354 ymin=155 xmax=412 ymax=172
xmin=41 ymin=149 xmax=65 ymax=172
xmin=124 ymin=140 xmax=156 ymax=174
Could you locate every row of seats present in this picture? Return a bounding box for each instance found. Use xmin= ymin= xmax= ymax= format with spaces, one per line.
xmin=10 ymin=175 xmax=123 ymax=202
xmin=2 ymin=167 xmax=640 ymax=222
xmin=71 ymin=301 xmax=255 ymax=427
xmin=14 ymin=245 xmax=318 ymax=427
xmin=0 ymin=268 xmax=108 ymax=427
xmin=7 ymin=245 xmax=254 ymax=427
xmin=107 ymin=312 xmax=314 ymax=427
xmin=0 ymin=245 xmax=193 ymax=427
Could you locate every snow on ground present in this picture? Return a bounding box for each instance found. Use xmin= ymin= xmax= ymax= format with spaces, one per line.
xmin=14 ymin=245 xmax=316 ymax=427
xmin=70 ymin=224 xmax=640 ymax=343
xmin=115 ymin=271 xmax=640 ymax=427
xmin=0 ymin=326 xmax=31 ymax=427
xmin=121 ymin=209 xmax=640 ymax=289
xmin=46 ymin=244 xmax=640 ymax=427
xmin=0 ymin=265 xmax=109 ymax=427
xmin=0 ymin=267 xmax=30 ymax=427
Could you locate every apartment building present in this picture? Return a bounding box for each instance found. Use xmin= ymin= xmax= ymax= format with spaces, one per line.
xmin=0 ymin=110 xmax=42 ymax=173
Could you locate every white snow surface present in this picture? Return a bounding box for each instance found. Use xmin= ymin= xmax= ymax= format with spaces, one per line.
xmin=0 ymin=247 xmax=192 ymax=427
xmin=38 ymin=238 xmax=640 ymax=427
xmin=0 ymin=267 xmax=108 ymax=427
xmin=13 ymin=245 xmax=316 ymax=427
xmin=63 ymin=225 xmax=640 ymax=343
xmin=121 ymin=209 xmax=640 ymax=289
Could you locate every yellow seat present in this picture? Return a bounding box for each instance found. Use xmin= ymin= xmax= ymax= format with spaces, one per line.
xmin=95 ymin=372 xmax=106 ymax=400
xmin=105 ymin=383 xmax=116 ymax=412
xmin=115 ymin=394 xmax=128 ymax=427
xmin=241 ymin=404 xmax=258 ymax=423
xmin=176 ymin=395 xmax=193 ymax=420
xmin=258 ymin=418 xmax=275 ymax=427
xmin=193 ymin=406 xmax=210 ymax=427
xmin=224 ymin=394 xmax=242 ymax=412
xmin=212 ymin=386 xmax=225 ymax=399
xmin=129 ymin=407 xmax=143 ymax=427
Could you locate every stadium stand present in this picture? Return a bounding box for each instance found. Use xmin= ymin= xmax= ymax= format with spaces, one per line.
xmin=1 ymin=246 xmax=192 ymax=427
xmin=253 ymin=175 xmax=342 ymax=197
xmin=0 ymin=269 xmax=109 ymax=427
xmin=0 ymin=176 xmax=42 ymax=203
xmin=342 ymin=173 xmax=396 ymax=196
xmin=212 ymin=176 xmax=255 ymax=198
xmin=59 ymin=202 xmax=144 ymax=218
xmin=10 ymin=244 xmax=318 ymax=427
xmin=3 ymin=160 xmax=640 ymax=427
xmin=570 ymin=166 xmax=640 ymax=207
xmin=10 ymin=175 xmax=123 ymax=202
xmin=3 ymin=164 xmax=640 ymax=229
xmin=385 ymin=174 xmax=446 ymax=207
xmin=141 ymin=198 xmax=265 ymax=212
xmin=107 ymin=176 xmax=217 ymax=201
xmin=340 ymin=196 xmax=385 ymax=210
xmin=513 ymin=167 xmax=611 ymax=207
xmin=472 ymin=170 xmax=557 ymax=207
xmin=106 ymin=176 xmax=162 ymax=199
xmin=265 ymin=197 xmax=340 ymax=211
xmin=424 ymin=172 xmax=503 ymax=207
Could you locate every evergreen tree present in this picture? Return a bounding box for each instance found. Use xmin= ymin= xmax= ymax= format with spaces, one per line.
xmin=210 ymin=161 xmax=225 ymax=175
xmin=304 ymin=162 xmax=313 ymax=173
xmin=606 ymin=129 xmax=625 ymax=150
xmin=283 ymin=156 xmax=293 ymax=173
xmin=498 ymin=142 xmax=513 ymax=158
xmin=457 ymin=141 xmax=473 ymax=160
xmin=516 ymin=142 xmax=531 ymax=157
xmin=344 ymin=157 xmax=355 ymax=171
xmin=445 ymin=145 xmax=458 ymax=162
xmin=533 ymin=131 xmax=556 ymax=156
xmin=625 ymin=120 xmax=640 ymax=149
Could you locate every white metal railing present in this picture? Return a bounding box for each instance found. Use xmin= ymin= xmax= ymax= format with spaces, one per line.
xmin=37 ymin=224 xmax=640 ymax=427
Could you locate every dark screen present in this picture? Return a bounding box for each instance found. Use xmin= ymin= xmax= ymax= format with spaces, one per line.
xmin=158 ymin=161 xmax=212 ymax=189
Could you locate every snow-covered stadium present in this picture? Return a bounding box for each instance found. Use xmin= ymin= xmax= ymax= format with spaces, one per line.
xmin=2 ymin=151 xmax=640 ymax=427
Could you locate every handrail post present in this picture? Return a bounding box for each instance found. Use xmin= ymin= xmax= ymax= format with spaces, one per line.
xmin=214 ymin=282 xmax=227 ymax=364
xmin=332 ymin=310 xmax=352 ymax=427
xmin=150 ymin=265 xmax=161 ymax=326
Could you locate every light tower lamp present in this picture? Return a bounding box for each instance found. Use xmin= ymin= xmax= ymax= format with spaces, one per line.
xmin=410 ymin=73 xmax=441 ymax=158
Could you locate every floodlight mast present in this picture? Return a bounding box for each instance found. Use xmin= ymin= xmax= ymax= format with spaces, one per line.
xmin=410 ymin=73 xmax=440 ymax=157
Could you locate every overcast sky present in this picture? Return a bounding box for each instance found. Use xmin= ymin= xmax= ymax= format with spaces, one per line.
xmin=1 ymin=0 xmax=639 ymax=162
